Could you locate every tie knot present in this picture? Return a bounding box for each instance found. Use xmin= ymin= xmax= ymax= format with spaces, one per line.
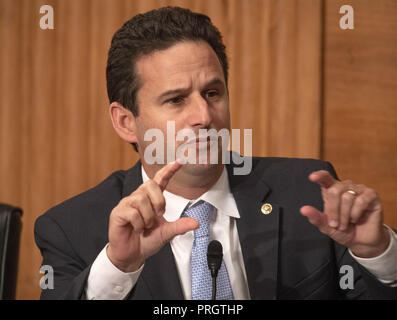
xmin=183 ymin=201 xmax=214 ymax=238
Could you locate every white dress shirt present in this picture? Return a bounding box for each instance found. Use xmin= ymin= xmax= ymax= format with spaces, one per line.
xmin=85 ymin=166 xmax=397 ymax=299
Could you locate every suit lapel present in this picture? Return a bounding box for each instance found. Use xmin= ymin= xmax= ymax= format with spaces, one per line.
xmin=227 ymin=160 xmax=280 ymax=299
xmin=139 ymin=243 xmax=185 ymax=299
xmin=122 ymin=161 xmax=184 ymax=299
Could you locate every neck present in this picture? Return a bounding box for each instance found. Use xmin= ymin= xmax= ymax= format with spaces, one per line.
xmin=143 ymin=162 xmax=224 ymax=200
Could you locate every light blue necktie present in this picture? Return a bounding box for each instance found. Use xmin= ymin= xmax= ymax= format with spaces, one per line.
xmin=183 ymin=200 xmax=234 ymax=300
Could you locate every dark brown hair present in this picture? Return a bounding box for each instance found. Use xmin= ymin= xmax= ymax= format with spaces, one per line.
xmin=106 ymin=7 xmax=228 ymax=150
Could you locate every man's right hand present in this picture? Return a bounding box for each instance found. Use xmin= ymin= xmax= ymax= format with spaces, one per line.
xmin=107 ymin=160 xmax=199 ymax=272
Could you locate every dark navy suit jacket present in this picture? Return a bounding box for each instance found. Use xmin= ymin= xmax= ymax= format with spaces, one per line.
xmin=34 ymin=157 xmax=397 ymax=299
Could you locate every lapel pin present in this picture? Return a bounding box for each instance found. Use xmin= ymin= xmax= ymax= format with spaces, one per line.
xmin=261 ymin=203 xmax=272 ymax=215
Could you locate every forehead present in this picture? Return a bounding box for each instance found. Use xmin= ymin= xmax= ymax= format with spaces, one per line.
xmin=135 ymin=41 xmax=225 ymax=90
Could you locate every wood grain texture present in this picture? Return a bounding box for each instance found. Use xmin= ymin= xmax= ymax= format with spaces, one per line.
xmin=226 ymin=0 xmax=322 ymax=158
xmin=323 ymin=0 xmax=397 ymax=229
xmin=0 ymin=0 xmax=322 ymax=299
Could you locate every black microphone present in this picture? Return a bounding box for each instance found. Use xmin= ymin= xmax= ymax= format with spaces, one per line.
xmin=207 ymin=240 xmax=223 ymax=300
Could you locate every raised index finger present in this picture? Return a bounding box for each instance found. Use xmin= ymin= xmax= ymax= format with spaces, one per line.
xmin=309 ymin=170 xmax=336 ymax=189
xmin=153 ymin=160 xmax=183 ymax=191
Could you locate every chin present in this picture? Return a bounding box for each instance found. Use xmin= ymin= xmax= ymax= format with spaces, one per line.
xmin=182 ymin=162 xmax=222 ymax=176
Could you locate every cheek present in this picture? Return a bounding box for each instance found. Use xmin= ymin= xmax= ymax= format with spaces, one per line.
xmin=135 ymin=116 xmax=171 ymax=149
xmin=214 ymin=104 xmax=231 ymax=129
xmin=135 ymin=119 xmax=156 ymax=148
xmin=134 ymin=119 xmax=148 ymax=141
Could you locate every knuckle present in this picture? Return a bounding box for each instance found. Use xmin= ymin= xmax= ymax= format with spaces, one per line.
xmin=355 ymin=196 xmax=366 ymax=206
xmin=149 ymin=180 xmax=163 ymax=194
xmin=147 ymin=179 xmax=158 ymax=188
xmin=138 ymin=183 xmax=148 ymax=193
xmin=350 ymin=211 xmax=360 ymax=220
xmin=367 ymin=188 xmax=377 ymax=198
xmin=119 ymin=197 xmax=130 ymax=207
xmin=341 ymin=192 xmax=352 ymax=201
xmin=142 ymin=181 xmax=152 ymax=191
xmin=152 ymin=199 xmax=164 ymax=213
xmin=157 ymin=179 xmax=166 ymax=190
xmin=126 ymin=194 xmax=138 ymax=206
xmin=140 ymin=207 xmax=156 ymax=226
xmin=129 ymin=208 xmax=140 ymax=221
xmin=109 ymin=208 xmax=118 ymax=220
xmin=134 ymin=224 xmax=144 ymax=233
xmin=144 ymin=216 xmax=154 ymax=227
xmin=142 ymin=180 xmax=156 ymax=191
xmin=133 ymin=193 xmax=146 ymax=204
xmin=143 ymin=206 xmax=155 ymax=218
xmin=111 ymin=199 xmax=129 ymax=216
xmin=328 ymin=187 xmax=341 ymax=197
xmin=131 ymin=216 xmax=144 ymax=230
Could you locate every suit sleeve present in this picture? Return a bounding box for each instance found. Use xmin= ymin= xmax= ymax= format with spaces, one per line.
xmin=34 ymin=214 xmax=91 ymax=300
xmin=333 ymin=241 xmax=397 ymax=299
xmin=324 ymin=161 xmax=397 ymax=299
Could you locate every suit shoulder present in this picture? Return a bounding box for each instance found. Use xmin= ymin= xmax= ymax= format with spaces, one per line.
xmin=252 ymin=157 xmax=336 ymax=176
xmin=36 ymin=169 xmax=128 ymax=226
xmin=252 ymin=157 xmax=338 ymax=184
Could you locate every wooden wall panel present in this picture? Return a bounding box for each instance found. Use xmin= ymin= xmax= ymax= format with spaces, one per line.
xmin=0 ymin=0 xmax=321 ymax=299
xmin=323 ymin=0 xmax=397 ymax=229
xmin=226 ymin=0 xmax=322 ymax=158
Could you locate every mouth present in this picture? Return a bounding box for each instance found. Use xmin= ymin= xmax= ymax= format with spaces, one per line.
xmin=186 ymin=136 xmax=217 ymax=145
xmin=173 ymin=134 xmax=223 ymax=165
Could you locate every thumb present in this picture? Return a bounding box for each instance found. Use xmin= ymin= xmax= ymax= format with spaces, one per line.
xmin=161 ymin=217 xmax=199 ymax=243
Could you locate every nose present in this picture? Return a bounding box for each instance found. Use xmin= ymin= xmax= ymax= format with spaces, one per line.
xmin=186 ymin=93 xmax=212 ymax=129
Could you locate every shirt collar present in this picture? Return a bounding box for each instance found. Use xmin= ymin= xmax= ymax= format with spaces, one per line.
xmin=141 ymin=166 xmax=240 ymax=222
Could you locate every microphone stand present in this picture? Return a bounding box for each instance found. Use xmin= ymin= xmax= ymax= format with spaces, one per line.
xmin=211 ymin=275 xmax=217 ymax=300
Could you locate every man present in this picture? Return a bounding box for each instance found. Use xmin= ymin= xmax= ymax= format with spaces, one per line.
xmin=35 ymin=6 xmax=397 ymax=300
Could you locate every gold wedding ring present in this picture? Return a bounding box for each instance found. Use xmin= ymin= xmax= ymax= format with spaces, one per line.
xmin=347 ymin=189 xmax=357 ymax=196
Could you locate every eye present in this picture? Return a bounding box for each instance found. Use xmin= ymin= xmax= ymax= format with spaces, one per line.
xmin=205 ymin=90 xmax=219 ymax=99
xmin=166 ymin=96 xmax=184 ymax=105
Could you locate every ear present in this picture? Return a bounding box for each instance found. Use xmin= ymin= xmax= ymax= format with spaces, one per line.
xmin=109 ymin=102 xmax=137 ymax=144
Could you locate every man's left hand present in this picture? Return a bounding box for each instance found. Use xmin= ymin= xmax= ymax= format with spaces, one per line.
xmin=300 ymin=170 xmax=390 ymax=258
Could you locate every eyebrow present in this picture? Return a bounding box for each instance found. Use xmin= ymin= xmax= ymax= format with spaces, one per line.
xmin=157 ymin=78 xmax=225 ymax=102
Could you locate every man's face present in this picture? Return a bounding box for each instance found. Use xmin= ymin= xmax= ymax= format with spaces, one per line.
xmin=133 ymin=40 xmax=231 ymax=174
